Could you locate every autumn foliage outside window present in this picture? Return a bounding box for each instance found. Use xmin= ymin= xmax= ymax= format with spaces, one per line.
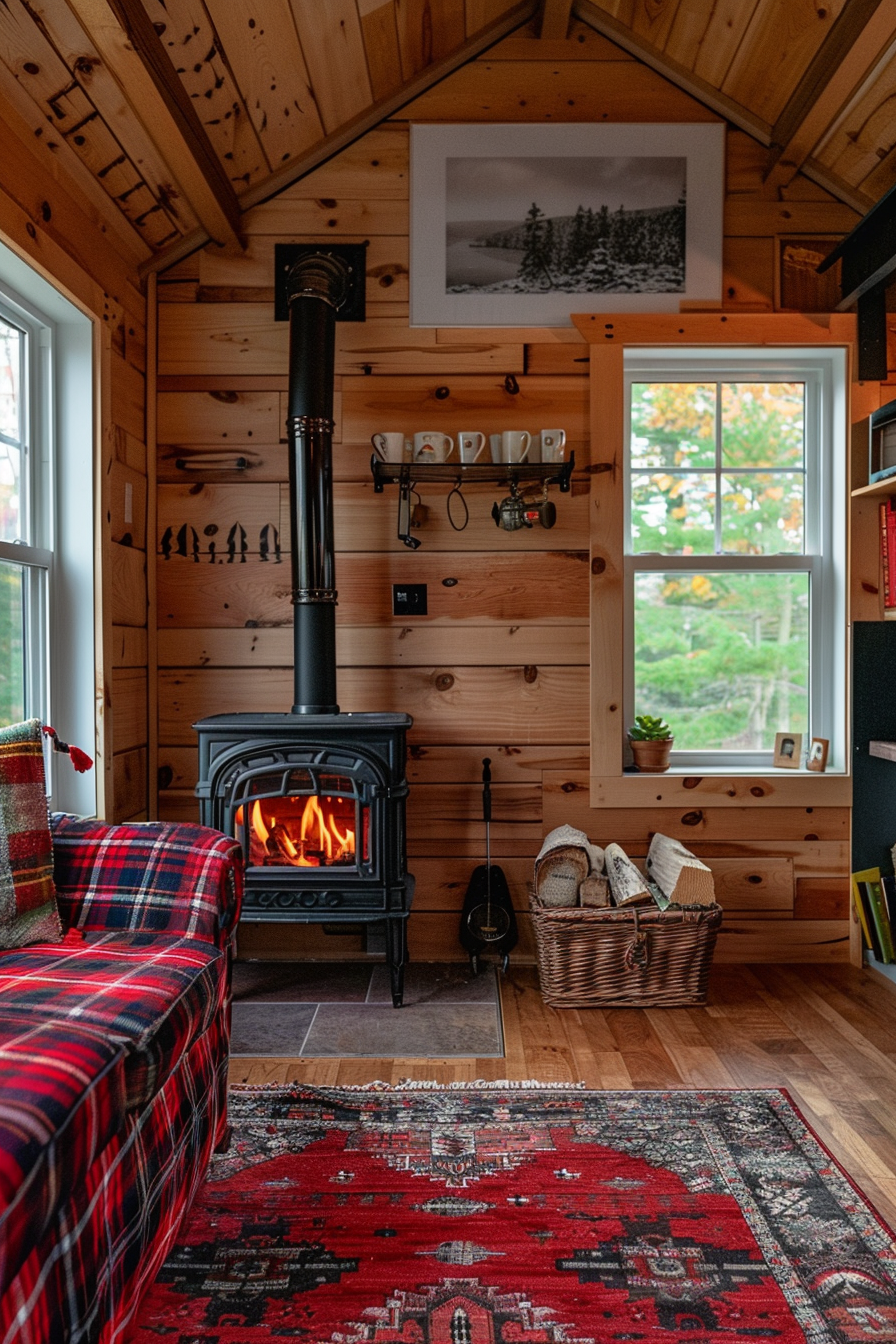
xmin=625 ymin=355 xmax=843 ymax=761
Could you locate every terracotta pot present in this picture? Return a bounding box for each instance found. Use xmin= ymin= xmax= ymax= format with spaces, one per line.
xmin=628 ymin=736 xmax=673 ymax=772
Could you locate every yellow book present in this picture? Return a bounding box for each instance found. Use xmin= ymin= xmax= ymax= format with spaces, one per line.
xmin=850 ymin=867 xmax=880 ymax=955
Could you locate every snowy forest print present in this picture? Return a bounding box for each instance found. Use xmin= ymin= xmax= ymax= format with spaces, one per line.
xmin=445 ymin=155 xmax=687 ymax=296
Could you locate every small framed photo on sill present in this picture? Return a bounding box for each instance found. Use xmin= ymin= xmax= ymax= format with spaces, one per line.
xmin=773 ymin=732 xmax=802 ymax=768
xmin=806 ymin=737 xmax=830 ymax=772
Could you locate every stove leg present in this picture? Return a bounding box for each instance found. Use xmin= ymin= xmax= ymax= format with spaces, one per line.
xmin=388 ymin=917 xmax=407 ymax=1008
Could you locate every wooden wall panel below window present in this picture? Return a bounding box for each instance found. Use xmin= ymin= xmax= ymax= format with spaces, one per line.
xmin=156 ymin=551 xmax=590 ymax=627
xmin=156 ymin=666 xmax=589 ymax=747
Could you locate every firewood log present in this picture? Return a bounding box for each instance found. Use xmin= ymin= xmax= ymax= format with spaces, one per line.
xmin=605 ymin=843 xmax=653 ymax=907
xmin=645 ymin=833 xmax=715 ymax=905
xmin=578 ymin=874 xmax=610 ymax=907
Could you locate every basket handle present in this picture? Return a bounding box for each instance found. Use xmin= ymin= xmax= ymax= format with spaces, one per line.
xmin=623 ymin=906 xmax=650 ymax=971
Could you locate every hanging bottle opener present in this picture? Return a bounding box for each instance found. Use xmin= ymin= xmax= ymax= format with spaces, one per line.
xmin=397 ymin=478 xmax=421 ymax=550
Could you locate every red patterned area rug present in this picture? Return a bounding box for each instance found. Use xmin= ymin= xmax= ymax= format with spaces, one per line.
xmin=132 ymin=1084 xmax=896 ymax=1342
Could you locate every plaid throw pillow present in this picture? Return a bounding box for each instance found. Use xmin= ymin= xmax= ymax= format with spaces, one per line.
xmin=0 ymin=719 xmax=63 ymax=947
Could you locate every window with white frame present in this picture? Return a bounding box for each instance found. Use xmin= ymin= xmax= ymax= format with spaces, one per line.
xmin=0 ymin=248 xmax=96 ymax=815
xmin=624 ymin=347 xmax=847 ymax=770
xmin=0 ymin=295 xmax=51 ymax=726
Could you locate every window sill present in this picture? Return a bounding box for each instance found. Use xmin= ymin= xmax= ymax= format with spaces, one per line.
xmin=589 ymin=767 xmax=851 ymax=810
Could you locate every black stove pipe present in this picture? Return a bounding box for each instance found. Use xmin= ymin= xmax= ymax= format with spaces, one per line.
xmin=285 ymin=252 xmax=351 ymax=714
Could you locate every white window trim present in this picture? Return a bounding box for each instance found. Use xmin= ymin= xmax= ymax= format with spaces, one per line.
xmin=622 ymin=346 xmax=848 ymax=773
xmin=0 ymin=245 xmax=97 ymax=814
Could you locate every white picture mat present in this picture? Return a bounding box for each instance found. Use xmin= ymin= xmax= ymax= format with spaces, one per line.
xmin=410 ymin=122 xmax=725 ymax=327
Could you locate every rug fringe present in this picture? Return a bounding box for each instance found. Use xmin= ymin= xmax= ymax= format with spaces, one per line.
xmin=229 ymin=1078 xmax=588 ymax=1094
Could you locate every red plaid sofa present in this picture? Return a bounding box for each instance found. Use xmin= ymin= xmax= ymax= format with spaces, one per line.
xmin=0 ymin=815 xmax=243 ymax=1344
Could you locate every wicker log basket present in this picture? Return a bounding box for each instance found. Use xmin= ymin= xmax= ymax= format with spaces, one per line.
xmin=529 ymin=893 xmax=723 ymax=1008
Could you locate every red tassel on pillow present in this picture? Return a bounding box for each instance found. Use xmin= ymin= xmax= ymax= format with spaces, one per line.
xmin=42 ymin=725 xmax=94 ymax=773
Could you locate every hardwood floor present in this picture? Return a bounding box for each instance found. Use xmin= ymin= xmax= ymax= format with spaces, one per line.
xmin=228 ymin=961 xmax=896 ymax=1229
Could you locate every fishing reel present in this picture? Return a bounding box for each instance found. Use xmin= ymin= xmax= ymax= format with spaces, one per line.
xmin=491 ymin=482 xmax=557 ymax=531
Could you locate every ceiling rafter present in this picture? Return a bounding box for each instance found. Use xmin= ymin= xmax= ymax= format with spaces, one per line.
xmin=141 ymin=0 xmax=541 ymax=277
xmin=64 ymin=0 xmax=244 ymax=253
xmin=763 ymin=0 xmax=896 ymax=196
xmin=539 ymin=0 xmax=573 ymax=41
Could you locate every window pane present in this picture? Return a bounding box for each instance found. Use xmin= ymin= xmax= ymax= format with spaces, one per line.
xmin=721 ymin=473 xmax=804 ymax=554
xmin=631 ymin=472 xmax=716 ymax=553
xmin=0 ymin=560 xmax=25 ymax=724
xmin=721 ymin=383 xmax=804 ymax=469
xmin=633 ymin=571 xmax=809 ymax=750
xmin=630 ymin=382 xmax=716 ymax=468
xmin=0 ymin=317 xmax=22 ymax=544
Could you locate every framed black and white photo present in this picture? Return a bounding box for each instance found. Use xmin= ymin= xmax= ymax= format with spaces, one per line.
xmin=410 ymin=122 xmax=725 ymax=327
xmin=773 ymin=733 xmax=803 ymax=769
xmin=806 ymin=737 xmax=829 ymax=772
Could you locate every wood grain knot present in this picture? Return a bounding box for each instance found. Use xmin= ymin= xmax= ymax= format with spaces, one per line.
xmin=435 ymin=673 xmax=455 ymax=691
xmin=560 ymin=781 xmax=582 ymax=793
xmin=504 ymin=374 xmax=520 ymax=395
xmin=680 ymin=810 xmax=704 ymax=826
xmin=747 ymin=874 xmax=762 ymax=884
xmin=750 ymin=786 xmax=765 ymax=797
xmin=804 ymin=833 xmax=819 ymax=840
xmin=682 ymin=777 xmax=702 ymax=789
xmin=591 ymin=557 xmax=606 ymax=574
xmin=523 ymin=665 xmax=538 ymax=683
xmin=435 ymin=386 xmax=450 ymax=399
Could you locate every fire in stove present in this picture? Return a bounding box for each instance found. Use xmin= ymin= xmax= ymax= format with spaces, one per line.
xmin=235 ymin=794 xmax=369 ymax=869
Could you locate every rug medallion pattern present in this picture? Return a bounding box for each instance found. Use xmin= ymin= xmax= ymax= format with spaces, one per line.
xmin=133 ymin=1086 xmax=896 ymax=1342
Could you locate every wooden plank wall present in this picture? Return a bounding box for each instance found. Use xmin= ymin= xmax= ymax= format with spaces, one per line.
xmin=154 ymin=21 xmax=863 ymax=962
xmin=0 ymin=89 xmax=149 ymax=821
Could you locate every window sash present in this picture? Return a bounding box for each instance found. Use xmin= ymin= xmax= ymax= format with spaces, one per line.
xmin=623 ymin=354 xmax=839 ymax=768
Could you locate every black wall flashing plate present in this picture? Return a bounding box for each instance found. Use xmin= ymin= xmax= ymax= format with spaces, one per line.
xmin=274 ymin=242 xmax=368 ymax=322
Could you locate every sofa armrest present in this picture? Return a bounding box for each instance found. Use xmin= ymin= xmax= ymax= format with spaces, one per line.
xmin=50 ymin=816 xmax=243 ymax=948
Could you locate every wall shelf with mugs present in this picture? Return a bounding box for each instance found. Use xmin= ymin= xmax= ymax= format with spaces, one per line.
xmin=369 ymin=429 xmax=574 ymax=549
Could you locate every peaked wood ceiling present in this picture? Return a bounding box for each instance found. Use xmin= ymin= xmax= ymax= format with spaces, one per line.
xmin=4 ymin=0 xmax=895 ymax=276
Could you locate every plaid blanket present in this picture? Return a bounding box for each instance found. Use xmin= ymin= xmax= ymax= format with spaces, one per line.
xmin=0 ymin=818 xmax=243 ymax=1344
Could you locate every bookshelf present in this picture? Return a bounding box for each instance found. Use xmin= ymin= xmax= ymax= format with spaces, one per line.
xmin=851 ymin=478 xmax=896 ymax=499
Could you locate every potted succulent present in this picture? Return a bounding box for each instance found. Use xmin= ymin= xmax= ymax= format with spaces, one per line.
xmin=628 ymin=714 xmax=674 ymax=773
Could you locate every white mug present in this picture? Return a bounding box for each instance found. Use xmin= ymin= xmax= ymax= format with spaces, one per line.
xmin=540 ymin=429 xmax=567 ymax=463
xmin=413 ymin=431 xmax=453 ymax=463
xmin=500 ymin=430 xmax=531 ymax=463
xmin=371 ymin=431 xmax=405 ymax=463
xmin=457 ymin=431 xmax=487 ymax=463
xmin=489 ymin=434 xmax=501 ymax=462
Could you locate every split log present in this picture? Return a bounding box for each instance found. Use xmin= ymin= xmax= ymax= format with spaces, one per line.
xmin=578 ymin=875 xmax=610 ymax=907
xmin=645 ymin=833 xmax=716 ymax=906
xmin=605 ymin=843 xmax=653 ymax=907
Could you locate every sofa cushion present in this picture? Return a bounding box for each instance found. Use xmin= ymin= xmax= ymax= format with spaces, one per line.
xmin=0 ymin=719 xmax=63 ymax=948
xmin=0 ymin=1007 xmax=126 ymax=1296
xmin=0 ymin=931 xmax=226 ymax=1109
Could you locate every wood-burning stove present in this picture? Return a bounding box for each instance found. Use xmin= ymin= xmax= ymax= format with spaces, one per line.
xmin=194 ymin=248 xmax=414 ymax=1007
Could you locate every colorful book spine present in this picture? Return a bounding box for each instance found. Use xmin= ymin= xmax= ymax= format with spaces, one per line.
xmin=854 ymin=870 xmax=870 ymax=956
xmin=866 ymin=876 xmax=896 ymax=963
xmin=882 ymin=502 xmax=892 ymax=608
xmin=886 ymin=499 xmax=896 ymax=613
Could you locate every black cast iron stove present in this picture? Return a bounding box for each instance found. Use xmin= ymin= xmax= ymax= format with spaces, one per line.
xmin=194 ymin=249 xmax=414 ymax=1007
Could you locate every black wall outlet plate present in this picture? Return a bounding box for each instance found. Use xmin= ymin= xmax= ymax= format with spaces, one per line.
xmin=274 ymin=243 xmax=368 ymax=322
xmin=393 ymin=584 xmax=428 ymax=616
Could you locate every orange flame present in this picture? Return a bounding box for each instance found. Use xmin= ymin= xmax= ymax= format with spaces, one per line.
xmin=238 ymin=795 xmax=358 ymax=867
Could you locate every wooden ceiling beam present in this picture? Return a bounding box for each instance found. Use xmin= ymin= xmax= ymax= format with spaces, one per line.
xmin=140 ymin=0 xmax=540 ymax=276
xmin=63 ymin=0 xmax=244 ymax=252
xmin=763 ymin=0 xmax=896 ymax=196
xmin=539 ymin=0 xmax=574 ymax=41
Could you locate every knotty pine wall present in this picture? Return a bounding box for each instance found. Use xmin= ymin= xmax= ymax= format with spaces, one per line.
xmin=154 ymin=22 xmax=865 ymax=963
xmin=0 ymin=98 xmax=149 ymax=822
